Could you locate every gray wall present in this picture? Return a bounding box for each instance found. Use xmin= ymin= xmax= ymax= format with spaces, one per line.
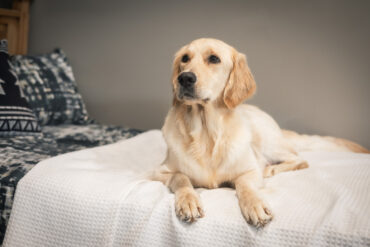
xmin=28 ymin=0 xmax=370 ymax=148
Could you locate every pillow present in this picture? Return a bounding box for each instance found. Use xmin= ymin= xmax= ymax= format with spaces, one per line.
xmin=0 ymin=40 xmax=41 ymax=135
xmin=11 ymin=49 xmax=90 ymax=125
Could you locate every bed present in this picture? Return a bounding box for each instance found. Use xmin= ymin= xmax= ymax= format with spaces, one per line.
xmin=2 ymin=131 xmax=370 ymax=246
xmin=0 ymin=124 xmax=141 ymax=244
xmin=1 ymin=1 xmax=370 ymax=246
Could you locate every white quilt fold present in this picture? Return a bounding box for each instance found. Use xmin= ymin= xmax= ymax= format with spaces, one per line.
xmin=4 ymin=130 xmax=370 ymax=247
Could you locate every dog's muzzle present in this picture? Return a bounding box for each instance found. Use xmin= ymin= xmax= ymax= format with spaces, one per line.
xmin=178 ymin=72 xmax=197 ymax=99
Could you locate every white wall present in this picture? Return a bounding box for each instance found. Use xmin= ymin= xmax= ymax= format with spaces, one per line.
xmin=28 ymin=0 xmax=370 ymax=148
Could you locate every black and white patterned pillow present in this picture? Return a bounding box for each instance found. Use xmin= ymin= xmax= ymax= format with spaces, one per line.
xmin=11 ymin=49 xmax=90 ymax=125
xmin=0 ymin=40 xmax=41 ymax=135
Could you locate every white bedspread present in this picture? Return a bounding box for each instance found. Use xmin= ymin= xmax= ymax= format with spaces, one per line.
xmin=3 ymin=130 xmax=370 ymax=247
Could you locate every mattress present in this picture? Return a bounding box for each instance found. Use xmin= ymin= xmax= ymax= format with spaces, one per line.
xmin=0 ymin=124 xmax=141 ymax=245
xmin=3 ymin=130 xmax=370 ymax=246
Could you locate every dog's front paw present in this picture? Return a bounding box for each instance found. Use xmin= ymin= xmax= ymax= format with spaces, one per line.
xmin=175 ymin=188 xmax=204 ymax=223
xmin=239 ymin=194 xmax=273 ymax=228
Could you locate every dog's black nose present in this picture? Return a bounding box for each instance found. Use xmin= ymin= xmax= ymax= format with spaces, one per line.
xmin=178 ymin=72 xmax=197 ymax=88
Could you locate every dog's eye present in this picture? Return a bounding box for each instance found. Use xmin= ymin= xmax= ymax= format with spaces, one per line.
xmin=181 ymin=54 xmax=190 ymax=63
xmin=208 ymin=55 xmax=221 ymax=64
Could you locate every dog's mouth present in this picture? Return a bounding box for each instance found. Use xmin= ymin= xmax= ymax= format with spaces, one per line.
xmin=178 ymin=88 xmax=197 ymax=100
xmin=183 ymin=92 xmax=194 ymax=99
xmin=177 ymin=88 xmax=210 ymax=104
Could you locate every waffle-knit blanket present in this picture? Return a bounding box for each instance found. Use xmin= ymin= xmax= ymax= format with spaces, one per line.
xmin=3 ymin=130 xmax=370 ymax=246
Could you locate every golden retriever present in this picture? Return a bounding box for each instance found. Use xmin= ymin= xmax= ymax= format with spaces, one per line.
xmin=152 ymin=38 xmax=369 ymax=227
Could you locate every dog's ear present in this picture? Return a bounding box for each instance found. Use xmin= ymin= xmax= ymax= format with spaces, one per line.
xmin=223 ymin=51 xmax=256 ymax=109
xmin=172 ymin=51 xmax=182 ymax=87
xmin=171 ymin=49 xmax=183 ymax=106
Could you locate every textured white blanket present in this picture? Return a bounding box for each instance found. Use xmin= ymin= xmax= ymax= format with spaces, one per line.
xmin=4 ymin=130 xmax=370 ymax=246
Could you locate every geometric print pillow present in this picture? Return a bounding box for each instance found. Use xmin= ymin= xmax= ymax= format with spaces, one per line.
xmin=10 ymin=49 xmax=91 ymax=125
xmin=0 ymin=40 xmax=41 ymax=135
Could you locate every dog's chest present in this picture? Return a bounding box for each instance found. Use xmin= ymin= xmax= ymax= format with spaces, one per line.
xmin=184 ymin=126 xmax=248 ymax=188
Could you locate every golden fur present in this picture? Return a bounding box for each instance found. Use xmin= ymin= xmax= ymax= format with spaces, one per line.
xmin=152 ymin=38 xmax=369 ymax=227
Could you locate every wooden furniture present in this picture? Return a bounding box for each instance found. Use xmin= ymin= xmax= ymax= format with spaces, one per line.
xmin=0 ymin=0 xmax=30 ymax=55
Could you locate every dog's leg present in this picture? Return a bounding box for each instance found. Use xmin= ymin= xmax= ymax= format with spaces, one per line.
xmin=234 ymin=169 xmax=273 ymax=227
xmin=263 ymin=150 xmax=309 ymax=178
xmin=264 ymin=160 xmax=309 ymax=178
xmin=168 ymin=172 xmax=204 ymax=222
xmin=151 ymin=165 xmax=204 ymax=222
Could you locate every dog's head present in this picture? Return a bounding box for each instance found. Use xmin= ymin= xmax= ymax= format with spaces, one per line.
xmin=172 ymin=38 xmax=256 ymax=108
